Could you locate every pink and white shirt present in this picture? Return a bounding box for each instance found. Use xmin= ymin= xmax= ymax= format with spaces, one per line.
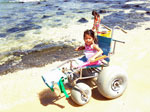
xmin=84 ymin=44 xmax=97 ymax=60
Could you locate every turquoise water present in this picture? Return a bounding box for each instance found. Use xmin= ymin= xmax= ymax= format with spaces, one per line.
xmin=0 ymin=0 xmax=150 ymax=75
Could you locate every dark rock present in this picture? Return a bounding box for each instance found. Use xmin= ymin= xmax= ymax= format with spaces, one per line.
xmin=99 ymin=10 xmax=107 ymax=14
xmin=77 ymin=11 xmax=84 ymax=13
xmin=45 ymin=4 xmax=53 ymax=7
xmin=0 ymin=33 xmax=6 ymax=38
xmin=7 ymin=23 xmax=42 ymax=33
xmin=55 ymin=6 xmax=59 ymax=8
xmin=16 ymin=33 xmax=25 ymax=38
xmin=80 ymin=0 xmax=101 ymax=2
xmin=42 ymin=15 xmax=51 ymax=19
xmin=78 ymin=18 xmax=88 ymax=23
xmin=37 ymin=2 xmax=41 ymax=5
xmin=146 ymin=11 xmax=150 ymax=15
xmin=58 ymin=8 xmax=62 ymax=10
xmin=1 ymin=16 xmax=10 ymax=19
xmin=145 ymin=28 xmax=150 ymax=30
xmin=19 ymin=2 xmax=24 ymax=3
xmin=121 ymin=4 xmax=132 ymax=8
xmin=54 ymin=19 xmax=61 ymax=22
xmin=56 ymin=12 xmax=64 ymax=15
xmin=64 ymin=0 xmax=69 ymax=2
xmin=18 ymin=20 xmax=42 ymax=30
xmin=22 ymin=20 xmax=33 ymax=24
xmin=30 ymin=24 xmax=42 ymax=30
xmin=134 ymin=4 xmax=141 ymax=8
xmin=7 ymin=27 xmax=20 ymax=33
xmin=121 ymin=4 xmax=142 ymax=9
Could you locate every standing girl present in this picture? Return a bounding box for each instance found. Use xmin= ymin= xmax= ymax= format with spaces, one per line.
xmin=92 ymin=10 xmax=101 ymax=33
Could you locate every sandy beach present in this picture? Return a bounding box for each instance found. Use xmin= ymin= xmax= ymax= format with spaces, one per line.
xmin=0 ymin=20 xmax=150 ymax=112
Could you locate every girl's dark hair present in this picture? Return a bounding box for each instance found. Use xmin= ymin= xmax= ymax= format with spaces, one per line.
xmin=84 ymin=29 xmax=98 ymax=44
xmin=92 ymin=10 xmax=100 ymax=17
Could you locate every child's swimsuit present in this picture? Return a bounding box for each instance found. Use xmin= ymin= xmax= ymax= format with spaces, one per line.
xmin=94 ymin=17 xmax=101 ymax=28
xmin=84 ymin=44 xmax=97 ymax=60
xmin=80 ymin=44 xmax=102 ymax=67
xmin=74 ymin=44 xmax=102 ymax=68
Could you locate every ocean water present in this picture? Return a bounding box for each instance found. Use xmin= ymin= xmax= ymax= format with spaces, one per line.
xmin=0 ymin=0 xmax=150 ymax=75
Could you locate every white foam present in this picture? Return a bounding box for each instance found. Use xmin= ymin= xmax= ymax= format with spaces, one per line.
xmin=15 ymin=0 xmax=44 ymax=2
xmin=125 ymin=1 xmax=147 ymax=5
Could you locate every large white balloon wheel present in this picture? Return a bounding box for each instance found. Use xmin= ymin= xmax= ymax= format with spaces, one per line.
xmin=97 ymin=65 xmax=128 ymax=99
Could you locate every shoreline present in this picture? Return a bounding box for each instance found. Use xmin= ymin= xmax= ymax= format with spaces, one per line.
xmin=1 ymin=0 xmax=150 ymax=72
xmin=0 ymin=21 xmax=150 ymax=112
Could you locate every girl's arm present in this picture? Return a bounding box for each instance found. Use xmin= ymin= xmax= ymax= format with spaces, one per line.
xmin=75 ymin=46 xmax=85 ymax=51
xmin=92 ymin=19 xmax=96 ymax=30
xmin=89 ymin=44 xmax=103 ymax=62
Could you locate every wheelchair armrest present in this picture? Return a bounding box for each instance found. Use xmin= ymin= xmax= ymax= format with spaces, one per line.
xmin=93 ymin=55 xmax=108 ymax=62
xmin=113 ymin=39 xmax=125 ymax=44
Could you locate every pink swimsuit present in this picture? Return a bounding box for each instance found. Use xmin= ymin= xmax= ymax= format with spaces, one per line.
xmin=77 ymin=44 xmax=102 ymax=68
xmin=94 ymin=17 xmax=101 ymax=28
xmin=84 ymin=44 xmax=97 ymax=60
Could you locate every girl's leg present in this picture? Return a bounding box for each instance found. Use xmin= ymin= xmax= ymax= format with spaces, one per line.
xmin=72 ymin=56 xmax=87 ymax=68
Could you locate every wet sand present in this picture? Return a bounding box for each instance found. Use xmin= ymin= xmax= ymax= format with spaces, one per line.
xmin=0 ymin=21 xmax=150 ymax=112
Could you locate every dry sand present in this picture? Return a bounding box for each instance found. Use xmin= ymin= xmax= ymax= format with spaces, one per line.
xmin=0 ymin=21 xmax=150 ymax=112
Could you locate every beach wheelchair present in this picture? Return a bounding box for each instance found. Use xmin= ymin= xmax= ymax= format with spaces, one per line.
xmin=42 ymin=25 xmax=128 ymax=105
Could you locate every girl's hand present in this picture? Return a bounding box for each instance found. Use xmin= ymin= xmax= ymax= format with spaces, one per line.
xmin=75 ymin=47 xmax=79 ymax=51
xmin=75 ymin=46 xmax=85 ymax=51
xmin=89 ymin=58 xmax=95 ymax=62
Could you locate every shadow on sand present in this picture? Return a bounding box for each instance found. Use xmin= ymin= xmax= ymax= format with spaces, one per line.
xmin=92 ymin=87 xmax=108 ymax=101
xmin=38 ymin=88 xmax=66 ymax=108
xmin=38 ymin=79 xmax=109 ymax=108
xmin=38 ymin=87 xmax=81 ymax=108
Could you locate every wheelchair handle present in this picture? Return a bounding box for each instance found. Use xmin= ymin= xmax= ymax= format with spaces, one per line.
xmin=113 ymin=26 xmax=127 ymax=34
xmin=101 ymin=24 xmax=111 ymax=31
xmin=101 ymin=24 xmax=127 ymax=34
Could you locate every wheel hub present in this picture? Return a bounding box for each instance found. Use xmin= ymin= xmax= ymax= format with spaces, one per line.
xmin=81 ymin=90 xmax=89 ymax=102
xmin=111 ymin=79 xmax=122 ymax=91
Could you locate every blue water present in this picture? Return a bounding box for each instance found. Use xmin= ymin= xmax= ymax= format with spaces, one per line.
xmin=0 ymin=0 xmax=150 ymax=75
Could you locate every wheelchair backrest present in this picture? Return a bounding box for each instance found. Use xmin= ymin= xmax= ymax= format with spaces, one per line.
xmin=97 ymin=35 xmax=112 ymax=62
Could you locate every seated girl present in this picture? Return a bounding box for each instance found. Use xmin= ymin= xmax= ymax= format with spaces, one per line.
xmin=74 ymin=29 xmax=103 ymax=68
